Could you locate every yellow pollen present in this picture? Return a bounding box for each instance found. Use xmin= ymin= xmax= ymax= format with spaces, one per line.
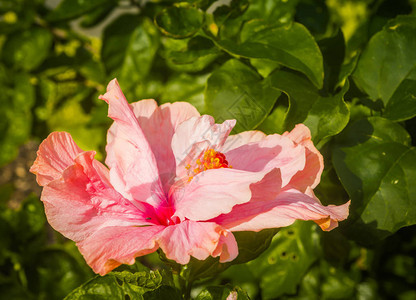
xmin=186 ymin=148 xmax=231 ymax=182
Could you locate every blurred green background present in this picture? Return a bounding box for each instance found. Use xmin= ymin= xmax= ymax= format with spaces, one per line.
xmin=1 ymin=0 xmax=416 ymax=299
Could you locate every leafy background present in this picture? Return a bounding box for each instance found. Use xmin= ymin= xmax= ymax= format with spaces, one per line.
xmin=1 ymin=0 xmax=416 ymax=299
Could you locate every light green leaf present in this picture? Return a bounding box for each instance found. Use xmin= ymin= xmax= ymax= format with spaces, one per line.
xmin=1 ymin=27 xmax=52 ymax=71
xmin=215 ymin=20 xmax=324 ymax=88
xmin=332 ymin=117 xmax=416 ymax=243
xmin=268 ymin=69 xmax=350 ymax=143
xmin=155 ymin=3 xmax=204 ymax=39
xmin=205 ymin=59 xmax=280 ymax=132
xmin=353 ymin=15 xmax=416 ymax=121
xmin=0 ymin=72 xmax=35 ymax=166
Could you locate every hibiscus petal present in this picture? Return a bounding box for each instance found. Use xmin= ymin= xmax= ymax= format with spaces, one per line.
xmin=172 ymin=168 xmax=280 ymax=221
xmin=283 ymin=124 xmax=324 ymax=191
xmin=212 ymin=230 xmax=239 ymax=263
xmin=224 ymin=134 xmax=306 ymax=187
xmin=158 ymin=220 xmax=238 ymax=264
xmin=171 ymin=115 xmax=235 ymax=176
xmin=222 ymin=130 xmax=266 ymax=152
xmin=99 ymin=79 xmax=164 ymax=207
xmin=30 ymin=132 xmax=83 ymax=186
xmin=216 ymin=188 xmax=350 ymax=232
xmin=42 ymin=151 xmax=155 ymax=243
xmin=131 ymin=100 xmax=200 ymax=188
xmin=77 ymin=225 xmax=164 ymax=275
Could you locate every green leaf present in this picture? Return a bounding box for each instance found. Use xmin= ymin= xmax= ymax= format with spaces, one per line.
xmin=205 ymin=59 xmax=280 ymax=132
xmin=383 ymin=75 xmax=416 ymax=122
xmin=182 ymin=229 xmax=278 ymax=281
xmin=118 ymin=19 xmax=160 ymax=91
xmin=65 ymin=270 xmax=180 ymax=300
xmin=1 ymin=27 xmax=52 ymax=71
xmin=46 ymin=0 xmax=112 ymax=22
xmin=332 ymin=117 xmax=416 ymax=243
xmin=214 ymin=20 xmax=324 ymax=88
xmin=353 ymin=15 xmax=416 ymax=120
xmin=164 ymin=36 xmax=221 ymax=72
xmin=196 ymin=285 xmax=250 ymax=300
xmin=80 ymin=1 xmax=115 ymax=28
xmin=246 ymin=221 xmax=320 ymax=299
xmin=34 ymin=248 xmax=94 ymax=300
xmin=295 ymin=0 xmax=329 ymax=37
xmin=101 ymin=14 xmax=141 ymax=76
xmin=0 ymin=72 xmax=35 ymax=166
xmin=160 ymin=72 xmax=209 ymax=113
xmin=102 ymin=15 xmax=159 ymax=92
xmin=318 ymin=29 xmax=345 ymax=93
xmin=155 ymin=3 xmax=204 ymax=39
xmin=268 ymin=69 xmax=350 ymax=144
xmin=243 ymin=0 xmax=297 ymax=25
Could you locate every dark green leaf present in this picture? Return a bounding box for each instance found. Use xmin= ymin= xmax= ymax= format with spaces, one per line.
xmin=101 ymin=14 xmax=141 ymax=76
xmin=205 ymin=59 xmax=280 ymax=132
xmin=165 ymin=36 xmax=221 ymax=72
xmin=332 ymin=117 xmax=416 ymax=243
xmin=118 ymin=19 xmax=160 ymax=91
xmin=318 ymin=29 xmax=345 ymax=93
xmin=155 ymin=3 xmax=204 ymax=39
xmin=295 ymin=0 xmax=329 ymax=37
xmin=183 ymin=229 xmax=278 ymax=281
xmin=268 ymin=69 xmax=350 ymax=144
xmin=247 ymin=221 xmax=320 ymax=299
xmin=102 ymin=15 xmax=159 ymax=92
xmin=196 ymin=285 xmax=250 ymax=300
xmin=80 ymin=1 xmax=115 ymax=28
xmin=383 ymin=75 xmax=416 ymax=122
xmin=65 ymin=270 xmax=178 ymax=300
xmin=1 ymin=27 xmax=52 ymax=71
xmin=214 ymin=20 xmax=324 ymax=88
xmin=353 ymin=15 xmax=416 ymax=120
xmin=46 ymin=0 xmax=112 ymax=22
xmin=33 ymin=248 xmax=93 ymax=300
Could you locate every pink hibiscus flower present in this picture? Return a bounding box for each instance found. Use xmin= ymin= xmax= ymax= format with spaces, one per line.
xmin=30 ymin=79 xmax=349 ymax=276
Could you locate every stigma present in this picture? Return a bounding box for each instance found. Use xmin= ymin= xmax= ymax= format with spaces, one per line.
xmin=186 ymin=149 xmax=231 ymax=182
